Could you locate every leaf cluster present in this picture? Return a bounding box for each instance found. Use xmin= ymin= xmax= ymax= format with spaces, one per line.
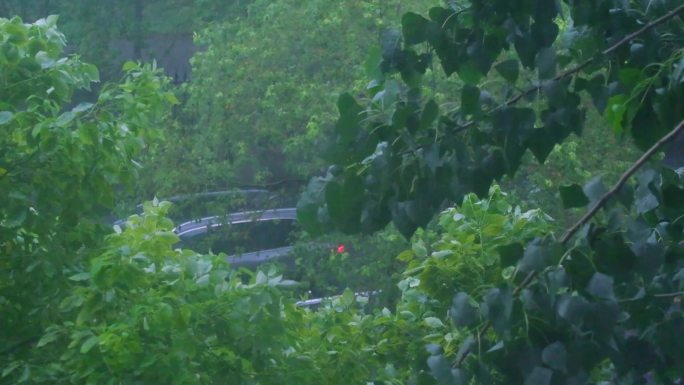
xmin=299 ymin=0 xmax=684 ymax=239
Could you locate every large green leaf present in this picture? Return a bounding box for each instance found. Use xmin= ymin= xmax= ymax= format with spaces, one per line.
xmin=585 ymin=272 xmax=615 ymax=300
xmin=518 ymin=238 xmax=548 ymax=273
xmin=0 ymin=111 xmax=13 ymax=125
xmin=524 ymin=367 xmax=552 ymax=385
xmin=461 ymin=85 xmax=480 ymax=116
xmin=402 ymin=12 xmax=429 ymax=45
xmin=536 ymin=48 xmax=556 ymax=80
xmin=559 ymin=184 xmax=589 ymax=208
xmin=495 ymin=59 xmax=519 ymax=83
xmin=451 ymin=292 xmax=478 ymax=327
xmin=542 ymin=341 xmax=567 ymax=373
xmin=482 ymin=286 xmax=513 ymax=337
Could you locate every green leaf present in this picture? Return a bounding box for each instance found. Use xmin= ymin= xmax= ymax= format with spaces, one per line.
xmin=18 ymin=365 xmax=29 ymax=382
xmin=582 ymin=176 xmax=606 ymax=203
xmin=461 ymin=85 xmax=480 ymax=115
xmin=2 ymin=362 xmax=21 ymax=378
xmin=420 ymin=99 xmax=439 ymax=129
xmin=482 ymin=286 xmax=513 ymax=337
xmin=635 ymin=173 xmax=660 ymax=214
xmin=576 ymin=74 xmax=608 ymax=113
xmin=431 ymin=250 xmax=452 ymax=259
xmin=68 ymin=272 xmax=91 ymax=281
xmin=72 ymin=102 xmax=94 ymax=113
xmin=525 ymin=367 xmax=553 ymax=385
xmin=35 ymin=51 xmax=56 ymax=69
xmin=592 ymin=236 xmax=638 ymax=280
xmin=559 ymin=184 xmax=589 ymax=208
xmin=402 ymin=12 xmax=429 ymax=45
xmin=526 ymin=127 xmax=556 ymax=164
xmin=364 ymin=45 xmax=383 ymax=82
xmin=297 ymin=176 xmax=328 ymax=235
xmin=6 ymin=208 xmax=27 ymax=228
xmin=495 ymin=59 xmax=519 ymax=83
xmin=673 ymin=268 xmax=684 ymax=282
xmin=53 ymin=111 xmax=75 ymax=127
xmin=605 ymin=95 xmax=628 ymax=135
xmin=497 ymin=243 xmax=524 ymax=267
xmin=325 ymin=175 xmax=363 ymax=233
xmin=427 ymin=353 xmax=454 ymax=385
xmin=536 ymin=48 xmax=556 ymax=80
xmin=0 ymin=111 xmax=13 ymax=125
xmin=518 ymin=238 xmax=548 ymax=273
xmin=412 ymin=239 xmax=428 ymax=258
xmin=122 ymin=61 xmax=138 ymax=71
xmin=80 ymin=335 xmax=99 ymax=353
xmin=456 ymin=336 xmax=476 ymax=365
xmin=255 ymin=271 xmax=267 ymax=285
xmin=335 ymin=93 xmax=363 ymax=143
xmin=557 ymin=295 xmax=589 ymax=325
xmin=340 ymin=289 xmax=355 ymax=306
xmin=45 ymin=14 xmax=59 ymax=27
xmin=424 ymin=317 xmax=445 ymax=329
xmin=457 ymin=61 xmax=482 ymax=85
xmin=37 ymin=331 xmax=59 ymax=347
xmin=83 ymin=63 xmax=99 ymax=82
xmin=165 ymin=92 xmax=179 ymax=105
xmin=542 ymin=342 xmax=567 ymax=372
xmin=586 ymin=272 xmax=614 ymax=300
xmin=451 ymin=292 xmax=478 ymax=327
xmin=618 ymin=68 xmax=644 ymax=88
xmin=275 ymin=279 xmax=299 ymax=288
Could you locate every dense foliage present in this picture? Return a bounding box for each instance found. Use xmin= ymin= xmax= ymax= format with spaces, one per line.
xmin=298 ymin=0 xmax=684 ymax=383
xmin=140 ymin=0 xmax=443 ymax=195
xmin=290 ymin=226 xmax=408 ymax=303
xmin=29 ymin=202 xmax=313 ymax=384
xmin=0 ymin=16 xmax=176 ymax=382
xmin=3 ymin=1 xmax=684 ymax=384
xmin=299 ymin=1 xmax=684 ymax=237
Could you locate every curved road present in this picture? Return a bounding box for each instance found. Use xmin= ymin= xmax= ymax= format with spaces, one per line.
xmin=173 ymin=207 xmax=298 ymax=267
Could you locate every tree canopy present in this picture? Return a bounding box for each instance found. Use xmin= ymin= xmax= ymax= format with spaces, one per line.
xmin=2 ymin=1 xmax=684 ymax=384
xmin=139 ymin=0 xmax=443 ymax=195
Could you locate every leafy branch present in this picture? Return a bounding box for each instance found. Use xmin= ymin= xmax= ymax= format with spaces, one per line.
xmin=456 ymin=117 xmax=684 ymax=368
xmin=453 ymin=3 xmax=684 ymax=134
xmin=560 ymin=118 xmax=684 ymax=243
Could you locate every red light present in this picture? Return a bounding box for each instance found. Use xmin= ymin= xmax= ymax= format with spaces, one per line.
xmin=336 ymin=244 xmax=345 ymax=254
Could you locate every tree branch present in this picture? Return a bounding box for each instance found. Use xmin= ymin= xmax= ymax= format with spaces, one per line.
xmin=561 ymin=118 xmax=684 ymax=243
xmin=453 ymin=3 xmax=684 ymax=134
xmin=455 ymin=118 xmax=684 ymax=368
